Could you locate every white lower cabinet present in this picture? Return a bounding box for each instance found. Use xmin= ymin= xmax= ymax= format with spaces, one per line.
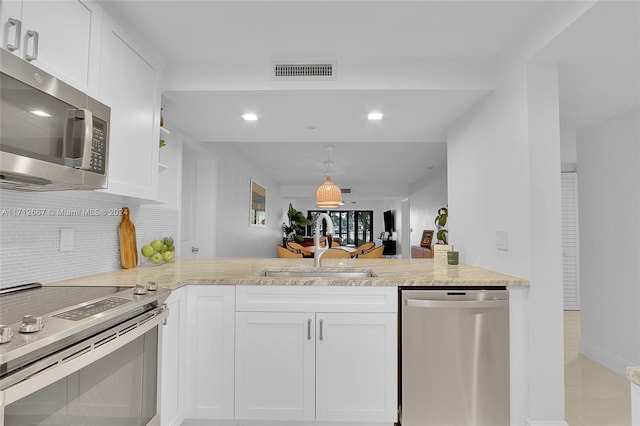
xmin=234 ymin=286 xmax=398 ymax=424
xmin=184 ymin=286 xmax=235 ymax=420
xmin=160 ymin=285 xmax=397 ymax=425
xmin=235 ymin=311 xmax=316 ymax=421
xmin=315 ymin=313 xmax=397 ymax=422
xmin=160 ymin=285 xmax=235 ymax=426
xmin=160 ymin=287 xmax=187 ymax=426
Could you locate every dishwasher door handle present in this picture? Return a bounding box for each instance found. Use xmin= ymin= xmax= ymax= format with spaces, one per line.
xmin=405 ymin=298 xmax=508 ymax=309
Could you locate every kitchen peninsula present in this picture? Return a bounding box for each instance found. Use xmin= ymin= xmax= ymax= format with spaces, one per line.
xmin=40 ymin=258 xmax=529 ymax=426
xmin=47 ymin=258 xmax=530 ymax=289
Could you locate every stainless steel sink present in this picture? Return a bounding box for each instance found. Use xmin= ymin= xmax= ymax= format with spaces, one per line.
xmin=260 ymin=269 xmax=376 ymax=278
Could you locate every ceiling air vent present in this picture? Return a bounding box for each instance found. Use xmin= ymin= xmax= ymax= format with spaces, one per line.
xmin=272 ymin=62 xmax=336 ymax=80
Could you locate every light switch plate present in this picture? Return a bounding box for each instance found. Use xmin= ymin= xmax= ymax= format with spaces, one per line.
xmin=60 ymin=228 xmax=73 ymax=252
xmin=496 ymin=229 xmax=509 ymax=251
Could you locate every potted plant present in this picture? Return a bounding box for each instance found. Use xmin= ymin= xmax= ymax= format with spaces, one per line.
xmin=282 ymin=204 xmax=310 ymax=243
xmin=434 ymin=204 xmax=448 ymax=245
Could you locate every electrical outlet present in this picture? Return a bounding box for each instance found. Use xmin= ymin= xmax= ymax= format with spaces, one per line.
xmin=60 ymin=228 xmax=73 ymax=252
xmin=496 ymin=229 xmax=509 ymax=251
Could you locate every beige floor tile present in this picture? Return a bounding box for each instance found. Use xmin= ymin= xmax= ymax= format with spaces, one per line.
xmin=565 ymin=311 xmax=631 ymax=426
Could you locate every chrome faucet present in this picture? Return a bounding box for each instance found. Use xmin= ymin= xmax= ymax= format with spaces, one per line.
xmin=313 ymin=212 xmax=334 ymax=268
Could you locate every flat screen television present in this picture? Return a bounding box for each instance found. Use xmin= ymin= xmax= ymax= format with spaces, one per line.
xmin=383 ymin=210 xmax=395 ymax=233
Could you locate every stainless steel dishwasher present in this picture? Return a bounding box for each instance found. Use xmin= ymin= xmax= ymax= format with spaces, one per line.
xmin=400 ymin=288 xmax=510 ymax=426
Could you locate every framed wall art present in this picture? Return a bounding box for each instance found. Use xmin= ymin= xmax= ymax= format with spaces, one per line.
xmin=250 ymin=180 xmax=266 ymax=226
xmin=420 ymin=230 xmax=434 ymax=248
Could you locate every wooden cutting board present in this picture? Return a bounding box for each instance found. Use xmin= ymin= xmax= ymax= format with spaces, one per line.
xmin=119 ymin=207 xmax=138 ymax=268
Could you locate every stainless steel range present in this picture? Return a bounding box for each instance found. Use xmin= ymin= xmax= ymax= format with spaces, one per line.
xmin=0 ymin=282 xmax=169 ymax=426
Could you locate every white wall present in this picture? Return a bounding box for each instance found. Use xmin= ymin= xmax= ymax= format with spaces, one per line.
xmin=446 ymin=57 xmax=567 ymax=423
xmin=0 ymin=190 xmax=178 ymax=288
xmin=576 ymin=107 xmax=640 ymax=376
xmin=561 ymin=129 xmax=578 ymax=172
xmin=205 ymin=143 xmax=285 ymax=258
xmin=409 ymin=165 xmax=448 ymax=250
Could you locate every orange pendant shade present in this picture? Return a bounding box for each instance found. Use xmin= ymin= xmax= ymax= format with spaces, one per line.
xmin=316 ymin=176 xmax=341 ymax=208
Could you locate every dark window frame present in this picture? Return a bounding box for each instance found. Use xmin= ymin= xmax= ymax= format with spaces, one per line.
xmin=307 ymin=210 xmax=374 ymax=246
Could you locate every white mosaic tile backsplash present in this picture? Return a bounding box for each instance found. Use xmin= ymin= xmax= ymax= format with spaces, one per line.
xmin=0 ymin=189 xmax=178 ymax=288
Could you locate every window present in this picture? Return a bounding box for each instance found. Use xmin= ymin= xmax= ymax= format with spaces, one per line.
xmin=307 ymin=210 xmax=374 ymax=246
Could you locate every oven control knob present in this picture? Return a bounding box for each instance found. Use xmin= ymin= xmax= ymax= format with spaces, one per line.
xmin=133 ymin=284 xmax=147 ymax=295
xmin=19 ymin=315 xmax=44 ymax=333
xmin=0 ymin=325 xmax=13 ymax=343
xmin=147 ymin=281 xmax=158 ymax=291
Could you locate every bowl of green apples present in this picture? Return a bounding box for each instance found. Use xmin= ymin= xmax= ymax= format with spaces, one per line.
xmin=140 ymin=236 xmax=175 ymax=265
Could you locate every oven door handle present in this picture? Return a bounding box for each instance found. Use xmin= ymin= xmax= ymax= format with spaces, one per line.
xmin=1 ymin=306 xmax=168 ymax=406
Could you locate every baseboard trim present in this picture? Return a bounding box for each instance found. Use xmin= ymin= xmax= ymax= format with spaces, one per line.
xmin=579 ymin=340 xmax=635 ymax=377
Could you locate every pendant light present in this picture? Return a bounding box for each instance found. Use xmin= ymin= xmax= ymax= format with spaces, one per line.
xmin=316 ymin=145 xmax=342 ymax=208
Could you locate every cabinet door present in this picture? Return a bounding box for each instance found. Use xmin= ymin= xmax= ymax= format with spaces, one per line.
xmin=21 ymin=0 xmax=96 ymax=91
xmin=160 ymin=287 xmax=187 ymax=426
xmin=235 ymin=312 xmax=315 ymax=421
xmin=185 ymin=286 xmax=235 ymax=419
xmin=1 ymin=0 xmax=100 ymax=92
xmin=315 ymin=312 xmax=398 ymax=423
xmin=98 ymin=15 xmax=161 ymax=200
xmin=0 ymin=1 xmax=23 ymax=52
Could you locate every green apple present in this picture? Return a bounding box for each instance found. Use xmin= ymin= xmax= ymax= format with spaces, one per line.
xmin=163 ymin=237 xmax=174 ymax=246
xmin=161 ymin=244 xmax=168 ymax=252
xmin=166 ymin=244 xmax=175 ymax=252
xmin=150 ymin=252 xmax=163 ymax=264
xmin=150 ymin=239 xmax=164 ymax=251
xmin=162 ymin=251 xmax=174 ymax=263
xmin=141 ymin=245 xmax=155 ymax=258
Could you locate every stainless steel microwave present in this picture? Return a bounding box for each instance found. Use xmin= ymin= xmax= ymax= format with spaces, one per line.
xmin=0 ymin=48 xmax=110 ymax=191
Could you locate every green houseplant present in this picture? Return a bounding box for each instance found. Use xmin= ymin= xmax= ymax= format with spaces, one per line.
xmin=434 ymin=204 xmax=448 ymax=245
xmin=283 ymin=204 xmax=310 ymax=243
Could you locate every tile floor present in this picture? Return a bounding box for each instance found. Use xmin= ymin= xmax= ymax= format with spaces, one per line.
xmin=565 ymin=310 xmax=631 ymax=425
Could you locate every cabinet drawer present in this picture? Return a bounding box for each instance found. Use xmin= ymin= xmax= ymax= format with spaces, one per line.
xmin=235 ymin=286 xmax=397 ymax=313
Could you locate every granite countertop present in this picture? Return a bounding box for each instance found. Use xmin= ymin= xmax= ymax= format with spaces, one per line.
xmin=629 ymin=367 xmax=640 ymax=386
xmin=44 ymin=258 xmax=529 ymax=289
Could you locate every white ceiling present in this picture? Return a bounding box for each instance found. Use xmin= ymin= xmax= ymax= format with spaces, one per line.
xmin=533 ymin=1 xmax=640 ymax=131
xmin=101 ymin=0 xmax=639 ymax=196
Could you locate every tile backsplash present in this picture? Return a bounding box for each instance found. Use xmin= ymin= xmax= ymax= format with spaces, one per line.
xmin=0 ymin=190 xmax=178 ymax=288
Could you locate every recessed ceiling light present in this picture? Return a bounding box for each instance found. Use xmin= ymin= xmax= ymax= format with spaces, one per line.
xmin=242 ymin=113 xmax=258 ymax=121
xmin=368 ymin=113 xmax=383 ymax=120
xmin=30 ymin=110 xmax=52 ymax=117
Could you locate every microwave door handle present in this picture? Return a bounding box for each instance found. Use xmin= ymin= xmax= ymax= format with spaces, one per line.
xmin=79 ymin=108 xmax=93 ymax=170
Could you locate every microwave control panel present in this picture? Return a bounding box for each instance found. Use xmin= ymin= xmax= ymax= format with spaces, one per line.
xmin=89 ymin=120 xmax=107 ymax=175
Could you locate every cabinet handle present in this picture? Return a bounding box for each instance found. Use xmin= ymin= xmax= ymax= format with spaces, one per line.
xmin=319 ymin=319 xmax=324 ymax=341
xmin=25 ymin=30 xmax=39 ymax=61
xmin=307 ymin=319 xmax=312 ymax=340
xmin=6 ymin=18 xmax=21 ymax=51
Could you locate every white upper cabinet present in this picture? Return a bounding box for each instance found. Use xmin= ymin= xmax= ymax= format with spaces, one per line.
xmin=0 ymin=0 xmax=101 ymax=93
xmin=98 ymin=14 xmax=162 ymax=200
xmin=1 ymin=1 xmax=164 ymax=200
